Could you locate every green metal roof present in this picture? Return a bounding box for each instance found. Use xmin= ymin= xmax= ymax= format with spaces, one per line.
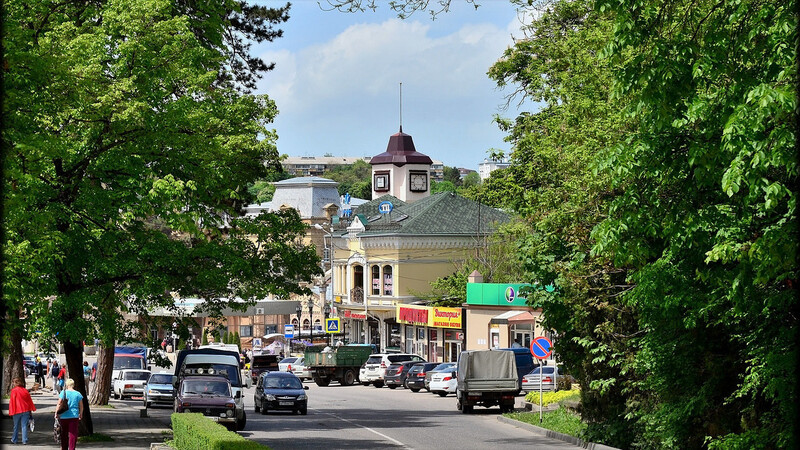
xmin=352 ymin=192 xmax=509 ymax=236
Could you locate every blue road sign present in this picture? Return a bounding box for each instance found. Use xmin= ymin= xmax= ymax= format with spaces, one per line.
xmin=530 ymin=336 xmax=553 ymax=360
xmin=284 ymin=324 xmax=294 ymax=339
xmin=325 ymin=318 xmax=340 ymax=333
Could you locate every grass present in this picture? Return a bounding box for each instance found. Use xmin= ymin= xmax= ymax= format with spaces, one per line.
xmin=506 ymin=406 xmax=588 ymax=440
xmin=77 ymin=433 xmax=114 ymax=443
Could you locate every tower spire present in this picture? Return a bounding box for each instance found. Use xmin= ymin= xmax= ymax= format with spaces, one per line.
xmin=399 ymin=82 xmax=403 ymax=133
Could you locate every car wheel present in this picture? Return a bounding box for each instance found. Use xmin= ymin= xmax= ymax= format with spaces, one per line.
xmin=373 ymin=381 xmax=384 ymax=388
xmin=236 ymin=411 xmax=246 ymax=431
xmin=462 ymin=404 xmax=473 ymax=414
xmin=300 ymin=408 xmax=307 ymax=415
xmin=254 ymin=401 xmax=260 ymax=413
xmin=403 ymin=380 xmax=410 ymax=389
xmin=410 ymin=388 xmax=420 ymax=393
xmin=260 ymin=400 xmax=268 ymax=415
xmin=437 ymin=391 xmax=448 ymax=397
xmin=388 ymin=385 xmax=397 ymax=389
xmin=362 ymin=382 xmax=370 ymax=386
xmin=341 ymin=369 xmax=356 ymax=386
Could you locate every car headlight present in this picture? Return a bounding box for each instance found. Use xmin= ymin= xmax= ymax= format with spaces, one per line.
xmin=265 ymin=394 xmax=276 ymax=401
xmin=297 ymin=394 xmax=307 ymax=401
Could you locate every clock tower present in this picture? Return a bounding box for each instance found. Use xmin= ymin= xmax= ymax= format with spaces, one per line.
xmin=370 ymin=127 xmax=433 ymax=202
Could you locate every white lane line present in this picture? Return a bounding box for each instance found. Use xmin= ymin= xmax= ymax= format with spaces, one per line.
xmin=319 ymin=411 xmax=413 ymax=449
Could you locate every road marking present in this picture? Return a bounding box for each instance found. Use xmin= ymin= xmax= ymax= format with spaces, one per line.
xmin=319 ymin=411 xmax=412 ymax=449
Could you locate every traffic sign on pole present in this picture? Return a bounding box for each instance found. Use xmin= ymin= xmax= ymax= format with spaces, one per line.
xmin=325 ymin=318 xmax=340 ymax=334
xmin=530 ymin=336 xmax=552 ymax=360
xmin=284 ymin=324 xmax=294 ymax=339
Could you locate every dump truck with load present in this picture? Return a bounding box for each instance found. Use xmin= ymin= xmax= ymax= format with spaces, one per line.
xmin=456 ymin=349 xmax=519 ymax=413
xmin=305 ymin=345 xmax=373 ymax=386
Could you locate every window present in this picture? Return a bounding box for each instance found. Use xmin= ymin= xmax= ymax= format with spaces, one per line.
xmin=302 ymin=319 xmax=310 ymax=330
xmin=371 ymin=265 xmax=381 ymax=295
xmin=240 ymin=326 xmax=253 ymax=337
xmin=382 ymin=265 xmax=393 ymax=296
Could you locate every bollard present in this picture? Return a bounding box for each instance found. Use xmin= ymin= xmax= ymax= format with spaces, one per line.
xmin=140 ymin=408 xmax=148 ymax=418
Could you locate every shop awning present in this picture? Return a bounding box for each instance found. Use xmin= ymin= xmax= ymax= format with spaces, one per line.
xmin=490 ymin=310 xmax=536 ymax=325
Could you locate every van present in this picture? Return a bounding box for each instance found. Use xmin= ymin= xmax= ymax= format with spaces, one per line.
xmin=250 ymin=354 xmax=280 ymax=383
xmin=497 ymin=347 xmax=534 ymax=389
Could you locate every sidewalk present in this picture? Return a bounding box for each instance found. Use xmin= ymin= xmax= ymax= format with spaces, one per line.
xmin=2 ymin=382 xmax=171 ymax=449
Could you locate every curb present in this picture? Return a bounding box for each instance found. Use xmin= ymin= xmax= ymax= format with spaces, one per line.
xmin=497 ymin=415 xmax=620 ymax=450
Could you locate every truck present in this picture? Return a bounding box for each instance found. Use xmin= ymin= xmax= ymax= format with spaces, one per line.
xmin=456 ymin=349 xmax=519 ymax=414
xmin=304 ymin=345 xmax=373 ymax=387
xmin=112 ymin=346 xmax=149 ymax=381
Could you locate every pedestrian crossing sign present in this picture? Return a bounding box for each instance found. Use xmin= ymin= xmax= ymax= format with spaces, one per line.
xmin=325 ymin=318 xmax=340 ymax=333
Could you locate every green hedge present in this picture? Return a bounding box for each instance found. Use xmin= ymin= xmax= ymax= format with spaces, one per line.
xmin=171 ymin=413 xmax=268 ymax=450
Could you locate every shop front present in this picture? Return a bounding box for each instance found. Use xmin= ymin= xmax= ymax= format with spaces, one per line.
xmin=465 ymin=283 xmax=549 ymax=352
xmin=396 ymin=304 xmax=464 ymax=363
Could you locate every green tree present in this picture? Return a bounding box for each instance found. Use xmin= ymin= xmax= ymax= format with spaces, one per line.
xmin=486 ymin=1 xmax=639 ymax=446
xmin=324 ymin=159 xmax=372 ymax=196
xmin=593 ymin=0 xmax=797 ymax=447
xmin=431 ymin=180 xmax=457 ymax=194
xmin=442 ymin=166 xmax=463 ymax=186
xmin=201 ymin=329 xmax=209 ymax=346
xmin=3 ymin=0 xmax=319 ymax=435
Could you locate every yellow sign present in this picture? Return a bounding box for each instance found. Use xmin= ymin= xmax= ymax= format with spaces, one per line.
xmin=430 ymin=306 xmax=462 ymax=329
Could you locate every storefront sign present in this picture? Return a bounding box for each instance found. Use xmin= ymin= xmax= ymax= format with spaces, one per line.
xmin=396 ymin=305 xmax=462 ymax=329
xmin=342 ymin=310 xmax=366 ymax=320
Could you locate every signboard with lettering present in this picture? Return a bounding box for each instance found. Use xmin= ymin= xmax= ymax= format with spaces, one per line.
xmin=396 ymin=305 xmax=462 ymax=329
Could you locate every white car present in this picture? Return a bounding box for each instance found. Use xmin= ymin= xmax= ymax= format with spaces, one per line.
xmin=361 ymin=353 xmax=425 ymax=387
xmin=290 ymin=357 xmax=311 ymax=381
xmin=112 ymin=369 xmax=151 ymax=400
xmin=278 ymin=357 xmax=300 ymax=372
xmin=429 ymin=367 xmax=458 ymax=396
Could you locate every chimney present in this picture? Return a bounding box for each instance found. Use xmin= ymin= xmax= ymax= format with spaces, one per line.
xmin=468 ymin=270 xmax=483 ymax=284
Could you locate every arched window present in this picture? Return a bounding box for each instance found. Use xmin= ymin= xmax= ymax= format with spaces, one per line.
xmin=314 ymin=319 xmax=321 ymax=331
xmin=302 ymin=319 xmax=310 ymax=330
xmin=291 ymin=318 xmax=298 ymax=327
xmin=371 ymin=265 xmax=381 ymax=295
xmin=353 ymin=264 xmax=364 ymax=289
xmin=382 ymin=265 xmax=393 ymax=296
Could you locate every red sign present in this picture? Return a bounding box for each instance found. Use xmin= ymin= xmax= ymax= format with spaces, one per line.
xmin=398 ymin=306 xmax=429 ymax=325
xmin=530 ymin=336 xmax=553 ymax=360
xmin=342 ymin=310 xmax=366 ymax=320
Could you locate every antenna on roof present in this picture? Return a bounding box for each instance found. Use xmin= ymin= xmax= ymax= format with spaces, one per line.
xmin=399 ymin=82 xmax=403 ymax=133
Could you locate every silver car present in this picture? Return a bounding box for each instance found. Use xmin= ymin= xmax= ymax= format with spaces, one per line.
xmin=290 ymin=357 xmax=311 ymax=381
xmin=521 ymin=366 xmax=565 ymax=392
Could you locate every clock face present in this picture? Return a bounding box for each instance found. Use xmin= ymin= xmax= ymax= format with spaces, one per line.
xmin=374 ymin=174 xmax=388 ymax=190
xmin=410 ymin=173 xmax=427 ymax=191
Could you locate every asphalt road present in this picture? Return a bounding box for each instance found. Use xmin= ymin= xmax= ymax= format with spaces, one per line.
xmin=143 ymin=376 xmax=581 ymax=450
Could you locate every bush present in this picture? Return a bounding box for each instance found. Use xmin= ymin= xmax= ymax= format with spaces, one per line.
xmin=171 ymin=413 xmax=268 ymax=450
xmin=525 ymin=389 xmax=580 ymax=406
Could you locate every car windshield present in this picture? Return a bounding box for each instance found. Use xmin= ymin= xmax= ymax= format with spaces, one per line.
xmin=149 ymin=374 xmax=172 ymax=384
xmin=183 ymin=380 xmax=230 ymax=396
xmin=264 ymin=377 xmax=303 ymax=389
xmin=114 ymin=356 xmax=144 ymax=370
xmin=281 ymin=358 xmax=298 ymax=364
xmin=528 ymin=367 xmax=556 ymax=375
xmin=124 ymin=371 xmax=150 ymax=381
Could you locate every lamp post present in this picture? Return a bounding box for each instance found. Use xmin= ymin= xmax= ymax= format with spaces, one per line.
xmin=324 ymin=303 xmax=331 ymax=346
xmin=308 ymin=300 xmax=314 ymax=344
xmin=314 ymin=223 xmax=335 ymax=345
xmin=295 ymin=304 xmax=302 ymax=356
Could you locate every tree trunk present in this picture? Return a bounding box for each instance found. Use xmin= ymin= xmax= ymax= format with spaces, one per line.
xmin=64 ymin=340 xmax=93 ymax=435
xmin=2 ymin=315 xmax=25 ymax=407
xmin=89 ymin=346 xmax=113 ymax=406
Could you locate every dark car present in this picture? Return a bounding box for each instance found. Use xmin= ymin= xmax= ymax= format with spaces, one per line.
xmin=250 ymin=354 xmax=280 ymax=383
xmin=22 ymin=356 xmax=36 ymax=375
xmin=174 ymin=376 xmax=239 ymax=430
xmin=143 ymin=372 xmax=175 ymax=408
xmin=385 ymin=361 xmax=419 ymax=389
xmin=254 ymin=371 xmax=308 ymax=415
xmin=404 ymin=362 xmax=440 ymax=392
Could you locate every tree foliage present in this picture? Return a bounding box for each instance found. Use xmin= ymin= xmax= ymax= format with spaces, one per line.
xmin=2 ymin=0 xmax=320 ymax=432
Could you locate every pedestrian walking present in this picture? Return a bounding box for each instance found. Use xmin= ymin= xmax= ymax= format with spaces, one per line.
xmin=90 ymin=361 xmax=97 ymax=382
xmin=82 ymin=361 xmax=90 ymax=383
xmin=56 ymin=364 xmax=67 ymax=394
xmin=9 ymin=377 xmax=37 ymax=445
xmin=35 ymin=357 xmax=45 ymax=385
xmin=51 ymin=361 xmax=60 ymax=391
xmin=55 ymin=378 xmax=83 ymax=450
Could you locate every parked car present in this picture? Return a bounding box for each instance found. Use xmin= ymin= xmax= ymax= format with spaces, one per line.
xmin=361 ymin=353 xmax=425 ymax=388
xmin=22 ymin=356 xmax=36 ymax=375
xmin=521 ymin=366 xmax=567 ymax=392
xmin=254 ymin=371 xmax=308 ymax=415
xmin=290 ymin=357 xmax=311 ymax=381
xmin=174 ymin=375 xmax=239 ymax=430
xmin=424 ymin=362 xmax=457 ymax=391
xmin=143 ymin=372 xmax=175 ymax=408
xmin=112 ymin=369 xmax=151 ymax=399
xmin=384 ymin=361 xmax=419 ymax=389
xmin=278 ymin=357 xmax=299 ymax=372
xmin=429 ymin=366 xmax=458 ymax=396
xmin=404 ymin=362 xmax=440 ymax=392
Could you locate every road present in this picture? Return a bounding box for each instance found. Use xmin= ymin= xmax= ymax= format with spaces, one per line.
xmin=142 ymin=375 xmax=580 ymax=450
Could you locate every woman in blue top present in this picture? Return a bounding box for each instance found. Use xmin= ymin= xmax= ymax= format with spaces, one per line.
xmin=55 ymin=378 xmax=84 ymax=450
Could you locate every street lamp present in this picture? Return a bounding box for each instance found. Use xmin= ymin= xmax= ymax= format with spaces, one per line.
xmin=295 ymin=305 xmax=302 ymax=356
xmin=308 ymin=300 xmax=314 ymax=344
xmin=314 ymin=223 xmax=335 ymax=344
xmin=323 ymin=303 xmax=332 ymax=346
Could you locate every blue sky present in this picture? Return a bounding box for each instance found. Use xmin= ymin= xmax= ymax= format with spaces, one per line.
xmin=253 ymin=1 xmax=529 ymax=169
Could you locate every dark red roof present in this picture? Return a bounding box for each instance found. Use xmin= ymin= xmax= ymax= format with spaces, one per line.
xmin=369 ymin=128 xmax=433 ymax=167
